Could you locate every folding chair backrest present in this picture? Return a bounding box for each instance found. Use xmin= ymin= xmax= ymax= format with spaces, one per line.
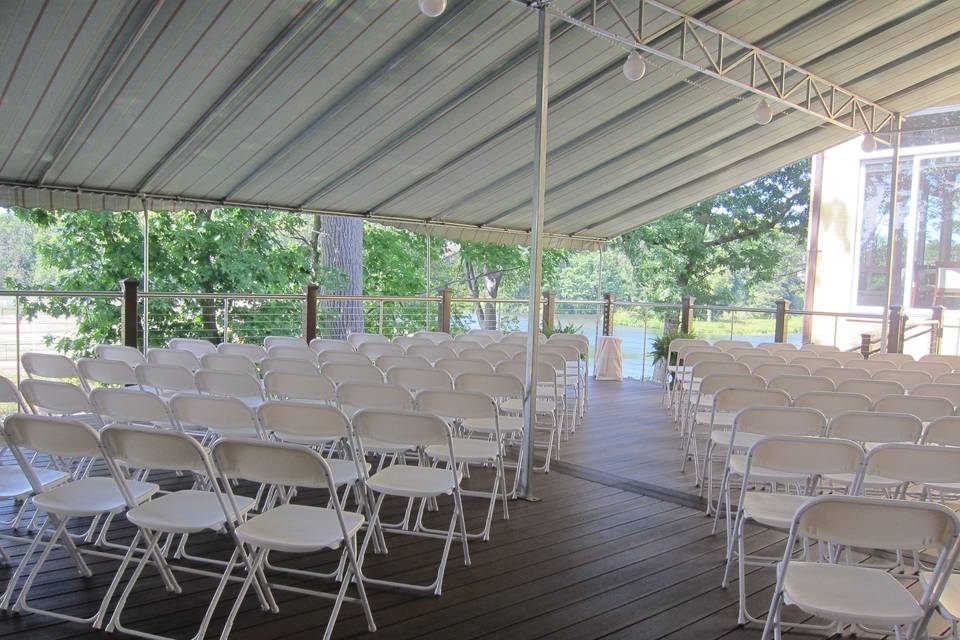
xmin=863 ymin=443 xmax=960 ymax=487
xmin=263 ymin=371 xmax=336 ymax=402
xmin=469 ymin=329 xmax=504 ymax=342
xmin=502 ymin=332 xmax=546 ymax=345
xmin=415 ymin=389 xmax=496 ymax=421
xmin=263 ymin=336 xmax=307 ymax=350
xmin=436 ymin=358 xmax=494 ymax=378
xmin=4 ymin=414 xmax=102 ymax=459
xmin=266 ymin=345 xmax=318 ymax=362
xmin=95 ymin=344 xmax=146 ymax=366
xmin=260 ymin=357 xmax=320 ymax=376
xmin=358 ymin=342 xmax=405 ymax=359
xmin=147 ymin=347 xmax=201 ymax=371
xmin=793 ymin=391 xmax=871 ymax=418
xmin=346 ymin=333 xmax=388 ymax=350
xmin=337 ymin=382 xmax=412 ymax=414
xmin=725 ymin=348 xmax=760 ymax=359
xmin=910 ymin=383 xmax=960 ymax=409
xmin=212 ymin=438 xmax=334 ymax=490
xmin=217 ymin=342 xmax=267 ymax=364
xmin=747 ymin=435 xmax=863 ymax=477
xmin=488 ymin=343 xmax=525 ymax=358
xmin=842 ymin=359 xmax=889 ymax=375
xmin=792 ymin=356 xmax=840 ymax=371
xmin=413 ymin=331 xmax=453 ymax=345
xmin=873 ymin=394 xmax=954 ymax=422
xmin=682 ymin=350 xmax=730 ymax=367
xmin=310 ymin=338 xmax=354 ymax=353
xmin=375 ymin=355 xmax=432 ymax=372
xmin=406 ymin=345 xmax=457 ymax=364
xmin=832 ymin=351 xmax=866 ymax=365
xmin=353 ymin=409 xmax=451 ymax=449
xmin=102 ymin=425 xmax=209 ymax=474
xmin=698 ymin=374 xmax=765 ymax=396
xmin=813 ymin=366 xmax=869 ymax=385
xmin=495 ymin=361 xmax=555 ymax=386
xmin=322 ymin=363 xmax=384 ymax=386
xmin=317 ymin=350 xmax=371 ymax=367
xmin=799 ymin=344 xmax=840 ymax=354
xmin=903 ymin=361 xmax=952 ymax=377
xmin=455 ymin=373 xmax=524 ymax=400
xmin=738 ymin=355 xmax=787 ymax=370
xmin=869 ymin=353 xmax=914 ymax=368
xmin=713 ymin=340 xmax=753 ymax=351
xmin=922 ymin=416 xmax=960 ymax=446
xmin=199 ymin=353 xmax=259 ymax=378
xmin=669 ymin=338 xmax=708 ymax=358
xmin=170 ymin=394 xmax=261 ymax=438
xmin=835 ymin=378 xmax=905 ymax=402
xmin=757 ymin=342 xmax=797 ymax=353
xmin=257 ymin=400 xmax=350 ymax=441
xmin=0 ymin=375 xmax=23 ymax=409
xmin=938 ymin=372 xmax=960 ymax=385
xmin=535 ymin=352 xmax=566 ymax=374
xmin=713 ymin=387 xmax=789 ymax=413
xmin=394 ymin=336 xmax=434 ymax=351
xmin=459 ymin=349 xmax=507 ymax=367
xmin=920 ymin=354 xmax=960 ymax=370
xmin=751 ymin=364 xmax=809 ymax=380
xmin=876 ymin=369 xmax=936 ymax=392
xmin=91 ymin=388 xmax=174 ymax=426
xmin=78 ymin=358 xmax=137 ymax=387
xmin=135 ymin=364 xmax=197 ymax=394
xmin=387 ymin=366 xmax=453 ymax=392
xmin=458 ymin=332 xmax=494 ymax=346
xmin=733 ymin=406 xmax=825 ymax=437
xmin=439 ymin=341 xmax=474 ymax=356
xmin=195 ymin=369 xmax=264 ymax=401
xmin=20 ymin=379 xmax=94 ymax=415
xmin=690 ymin=361 xmax=750 ymax=379
xmin=168 ymin=338 xmax=216 ymax=358
xmin=794 ymin=495 xmax=958 ymax=552
xmin=828 ymin=410 xmax=922 ymax=443
xmin=21 ymin=352 xmax=81 ymax=383
xmin=766 ymin=374 xmax=835 ymax=398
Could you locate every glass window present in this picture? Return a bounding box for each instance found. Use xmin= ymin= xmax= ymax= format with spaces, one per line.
xmin=856 ymin=160 xmax=912 ymax=306
xmin=913 ymin=155 xmax=960 ymax=308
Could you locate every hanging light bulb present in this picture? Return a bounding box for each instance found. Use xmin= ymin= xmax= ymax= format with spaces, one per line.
xmin=861 ymin=132 xmax=878 ymax=153
xmin=622 ymin=52 xmax=646 ymax=81
xmin=418 ymin=0 xmax=446 ymax=17
xmin=753 ymin=99 xmax=773 ymax=125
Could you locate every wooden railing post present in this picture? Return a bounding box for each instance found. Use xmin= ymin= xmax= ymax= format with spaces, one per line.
xmin=602 ymin=292 xmax=615 ymax=336
xmin=121 ymin=278 xmax=139 ymax=350
xmin=304 ymin=283 xmax=318 ymax=343
xmin=542 ymin=291 xmax=556 ymax=334
xmin=886 ymin=305 xmax=904 ymax=353
xmin=680 ymin=295 xmax=695 ymax=335
xmin=860 ymin=332 xmax=872 ymax=359
xmin=931 ymin=306 xmax=945 ymax=355
xmin=439 ymin=288 xmax=453 ymax=333
xmin=773 ymin=299 xmax=790 ymax=343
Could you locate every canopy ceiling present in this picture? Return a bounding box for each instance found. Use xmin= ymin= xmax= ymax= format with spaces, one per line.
xmin=1 ymin=0 xmax=959 ymax=250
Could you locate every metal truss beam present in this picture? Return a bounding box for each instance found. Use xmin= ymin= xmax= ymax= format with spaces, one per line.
xmin=529 ymin=0 xmax=896 ymax=139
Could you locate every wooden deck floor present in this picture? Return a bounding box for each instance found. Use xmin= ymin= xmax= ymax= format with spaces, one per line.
xmin=0 ymin=380 xmax=934 ymax=639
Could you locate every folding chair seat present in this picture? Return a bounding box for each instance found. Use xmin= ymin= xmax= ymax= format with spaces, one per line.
xmin=387 ymin=366 xmax=453 ymax=392
xmin=19 ymin=379 xmax=103 ymax=428
xmin=823 ymin=411 xmax=923 ymax=491
xmin=263 ymin=335 xmax=307 ymax=350
xmin=168 ymin=338 xmax=217 ymax=358
xmin=211 ymin=438 xmax=375 ymax=640
xmin=95 ymin=345 xmax=146 ymax=367
xmin=267 ymin=345 xmax=319 ymax=362
xmin=375 ymin=355 xmax=432 ymax=372
xmin=836 ymin=378 xmax=905 ymax=403
xmin=436 ymin=358 xmax=494 ymax=379
xmin=353 ymin=409 xmax=469 ymax=596
xmin=260 ymin=356 xmax=320 ymax=376
xmin=346 ymin=332 xmax=388 ymax=350
xmin=761 ymin=495 xmax=959 ymax=640
xmin=198 ymin=353 xmax=259 ymax=378
xmin=407 ymin=345 xmax=457 ymax=364
xmin=99 ymin=426 xmax=258 ymax=640
xmin=459 ymin=349 xmax=508 ymax=367
xmin=135 ymin=363 xmax=198 ymax=398
xmin=217 ymin=342 xmax=267 ymax=364
xmin=78 ymin=357 xmax=137 ymax=388
xmin=0 ymin=415 xmax=159 ymax=624
xmin=413 ymin=331 xmax=453 ymax=345
xmin=912 ymin=383 xmax=960 ymax=410
xmin=903 ymin=361 xmax=953 ymax=378
xmin=309 ymin=338 xmax=354 ymax=353
xmin=793 ymin=390 xmax=871 ymax=419
xmin=415 ymin=389 xmax=509 ymax=541
xmin=873 ymin=393 xmax=954 ymax=423
xmin=263 ymin=370 xmax=336 ymax=403
xmin=873 ymin=368 xmax=934 ymax=391
xmin=323 ymin=362 xmax=384 ymax=386
xmin=317 ymin=351 xmax=372 ymax=367
xmin=722 ymin=436 xmax=865 ymax=627
xmin=766 ymin=374 xmax=834 ymax=398
xmin=21 ymin=352 xmax=87 ymax=391
xmin=195 ymin=369 xmax=265 ymax=407
xmin=870 ymin=353 xmax=914 ymax=368
xmin=170 ymin=394 xmax=265 ymax=444
xmin=358 ymin=341 xmax=405 ymax=360
xmin=147 ymin=347 xmax=201 ymax=371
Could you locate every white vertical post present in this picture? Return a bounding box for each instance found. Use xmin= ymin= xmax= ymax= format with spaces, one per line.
xmin=141 ymin=198 xmax=150 ymax=353
xmin=518 ymin=5 xmax=551 ymax=501
xmin=880 ymin=113 xmax=902 ymax=353
xmin=425 ymin=229 xmax=432 ymax=329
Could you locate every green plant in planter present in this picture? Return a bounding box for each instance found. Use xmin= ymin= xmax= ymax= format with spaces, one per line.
xmin=651 ymin=330 xmax=697 ymax=386
xmin=544 ymin=322 xmax=583 ymax=337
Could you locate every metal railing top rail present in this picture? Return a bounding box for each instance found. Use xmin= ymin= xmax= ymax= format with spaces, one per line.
xmin=614 ymin=301 xmax=682 ymax=309
xmin=785 ymin=309 xmax=884 ymax=320
xmin=0 ymin=290 xmax=121 ymax=299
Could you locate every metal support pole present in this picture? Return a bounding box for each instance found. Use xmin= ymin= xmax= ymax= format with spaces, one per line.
xmin=773 ymin=299 xmax=790 ymax=343
xmin=542 ymin=291 xmax=556 ymax=334
xmin=121 ymin=278 xmax=139 ymax=349
xmin=425 ymin=230 xmax=432 ymax=327
xmin=141 ymin=200 xmax=149 ymax=352
xmin=602 ymin=293 xmax=615 ymax=336
xmin=886 ymin=305 xmax=904 ymax=354
xmin=439 ymin=288 xmax=453 ymax=334
xmin=593 ymin=244 xmax=604 ymax=376
xmin=518 ymin=6 xmax=550 ymax=502
xmin=680 ymin=295 xmax=695 ymax=334
xmin=14 ymin=296 xmax=20 ymax=389
xmin=931 ymin=306 xmax=945 ymax=355
xmin=304 ymin=283 xmax=318 ymax=343
xmin=880 ymin=113 xmax=903 ymax=353
xmin=859 ymin=332 xmax=872 ymax=359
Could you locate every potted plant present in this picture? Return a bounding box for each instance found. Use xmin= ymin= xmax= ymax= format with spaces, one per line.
xmin=650 ymin=330 xmax=696 ymax=384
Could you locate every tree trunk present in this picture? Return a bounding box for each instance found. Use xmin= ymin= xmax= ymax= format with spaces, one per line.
xmin=463 ymin=259 xmax=486 ymax=328
xmin=320 ymin=216 xmax=363 ymax=338
xmin=483 ymin=263 xmax=501 ymax=330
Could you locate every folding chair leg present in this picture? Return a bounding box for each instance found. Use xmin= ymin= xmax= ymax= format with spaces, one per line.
xmin=0 ymin=518 xmax=51 ymax=610
xmin=220 ymin=547 xmax=266 ymax=640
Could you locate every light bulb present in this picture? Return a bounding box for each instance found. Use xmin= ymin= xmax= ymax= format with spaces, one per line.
xmin=419 ymin=0 xmax=446 ymax=17
xmin=861 ymin=133 xmax=877 ymax=153
xmin=754 ymin=99 xmax=773 ymax=125
xmin=622 ymin=52 xmax=646 ymax=81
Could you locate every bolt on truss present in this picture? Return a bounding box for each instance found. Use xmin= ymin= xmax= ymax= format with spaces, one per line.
xmin=530 ymin=0 xmax=897 ymax=140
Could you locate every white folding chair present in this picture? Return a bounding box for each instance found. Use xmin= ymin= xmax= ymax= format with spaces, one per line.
xmin=460 ymin=349 xmax=508 ymax=367
xmin=168 ymin=338 xmax=216 ymax=358
xmin=799 ymin=343 xmax=840 ymax=354
xmin=413 ymin=331 xmax=453 ymax=344
xmin=757 ymin=342 xmax=797 ymax=353
xmin=217 ymin=342 xmax=267 ymax=364
xmin=310 ymin=338 xmax=354 ymax=353
xmin=78 ymin=357 xmax=137 ymax=388
xmin=19 ymin=379 xmax=102 ymax=428
xmin=874 ymin=368 xmax=934 ymax=391
xmin=353 ymin=409 xmax=469 ymax=596
xmin=198 ymin=353 xmax=259 ymax=378
xmin=794 ymin=390 xmax=871 ymax=419
xmin=762 ymin=495 xmax=959 ymax=640
xmin=824 ymin=411 xmax=923 ymax=493
xmin=211 ymin=438 xmax=376 ymax=640
xmin=0 ymin=415 xmax=159 ymax=624
xmin=374 ymin=354 xmax=432 ymax=372
xmin=436 ymin=358 xmax=494 ymax=379
xmin=415 ymin=389 xmax=509 ymax=541
xmin=832 ymin=351 xmax=867 ymax=365
xmin=195 ymin=369 xmax=265 ymax=407
xmin=90 ymin=387 xmax=177 ymax=431
xmin=439 ymin=341 xmax=475 ymax=356
xmin=870 ymin=353 xmax=915 ymax=368
xmin=714 ymin=340 xmax=753 ymax=351
xmin=920 ymin=354 xmax=960 ymax=370
xmin=836 ymin=378 xmax=905 ymax=403
xmin=263 ymin=336 xmax=307 ymax=350
xmin=766 ymin=374 xmax=835 ymax=399
xmin=21 ymin=352 xmax=87 ymax=391
xmin=468 ymin=329 xmax=503 ymax=342
xmin=751 ymin=363 xmax=810 ymax=381
xmin=407 ymin=345 xmax=457 ymax=364
xmin=723 ymin=436 xmax=864 ymax=627
xmin=147 ymin=347 xmax=201 ymax=371
xmin=813 ymin=365 xmax=870 ymax=385
xmin=266 ymin=345 xmax=319 ymax=362
xmin=336 ymin=382 xmax=413 ymax=418
xmin=844 ymin=359 xmax=893 ymax=376
xmin=938 ymin=372 xmax=960 ymax=385
xmin=922 ymin=416 xmax=960 ymax=447
xmin=346 ymin=333 xmax=388 ymax=350
xmin=135 ymin=363 xmax=198 ymax=398
xmin=260 ymin=356 xmax=320 ymax=376
xmin=903 ymin=361 xmax=953 ymax=378
xmin=322 ymin=363 xmax=384 ymax=386
xmin=358 ymin=341 xmax=405 ymax=360
xmin=487 ymin=342 xmax=525 ymax=359
xmin=394 ymin=336 xmax=433 ymax=351
xmin=95 ymin=345 xmax=146 ymax=367
xmin=792 ymin=356 xmax=841 ymax=372
xmin=387 ymin=367 xmax=453 ymax=392
xmin=873 ymin=394 xmax=954 ymax=423
xmin=317 ymin=351 xmax=372 ymax=367
xmin=913 ymin=383 xmax=960 ymax=410
xmin=495 ymin=360 xmax=561 ymax=471
xmin=263 ymin=370 xmax=336 ymax=404
xmin=170 ymin=394 xmax=264 ymax=443
xmin=738 ymin=354 xmax=787 ymax=370
xmin=456 ymin=333 xmax=493 ymax=346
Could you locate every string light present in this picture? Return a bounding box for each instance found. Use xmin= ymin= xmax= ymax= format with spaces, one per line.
xmin=419 ymin=0 xmax=446 ymax=17
xmin=754 ymin=100 xmax=773 ymax=125
xmin=861 ymin=132 xmax=878 ymax=152
xmin=622 ymin=52 xmax=646 ymax=81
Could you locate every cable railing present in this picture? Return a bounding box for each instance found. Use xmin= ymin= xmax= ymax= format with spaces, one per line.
xmin=0 ymin=286 xmax=952 ymax=384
